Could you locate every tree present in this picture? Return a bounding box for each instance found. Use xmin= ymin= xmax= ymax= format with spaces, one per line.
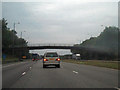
xmin=71 ymin=26 xmax=119 ymax=60
xmin=2 ymin=18 xmax=29 ymax=58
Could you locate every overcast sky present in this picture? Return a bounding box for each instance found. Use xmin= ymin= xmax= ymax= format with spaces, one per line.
xmin=2 ymin=1 xmax=118 ymax=55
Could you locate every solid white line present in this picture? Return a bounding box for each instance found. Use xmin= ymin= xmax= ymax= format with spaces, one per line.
xmin=22 ymin=72 xmax=26 ymax=75
xmin=114 ymin=87 xmax=120 ymax=90
xmin=3 ymin=62 xmax=26 ymax=68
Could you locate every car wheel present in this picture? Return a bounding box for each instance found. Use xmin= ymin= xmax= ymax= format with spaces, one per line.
xmin=43 ymin=65 xmax=46 ymax=68
xmin=57 ymin=64 xmax=60 ymax=68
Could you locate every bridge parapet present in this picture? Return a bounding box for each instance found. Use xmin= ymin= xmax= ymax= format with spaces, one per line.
xmin=5 ymin=43 xmax=85 ymax=50
xmin=27 ymin=43 xmax=74 ymax=47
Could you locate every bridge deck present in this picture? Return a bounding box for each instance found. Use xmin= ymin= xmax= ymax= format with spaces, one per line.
xmin=4 ymin=44 xmax=83 ymax=50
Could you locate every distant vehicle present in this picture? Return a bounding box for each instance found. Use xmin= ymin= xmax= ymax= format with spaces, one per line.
xmin=43 ymin=52 xmax=60 ymax=68
xmin=22 ymin=56 xmax=27 ymax=59
xmin=19 ymin=55 xmax=27 ymax=61
xmin=32 ymin=53 xmax=39 ymax=61
xmin=72 ymin=54 xmax=81 ymax=60
xmin=32 ymin=57 xmax=38 ymax=61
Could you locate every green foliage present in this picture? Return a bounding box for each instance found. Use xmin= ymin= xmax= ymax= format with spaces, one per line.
xmin=63 ymin=60 xmax=119 ymax=70
xmin=71 ymin=26 xmax=119 ymax=60
xmin=2 ymin=18 xmax=29 ymax=58
xmin=2 ymin=18 xmax=27 ymax=47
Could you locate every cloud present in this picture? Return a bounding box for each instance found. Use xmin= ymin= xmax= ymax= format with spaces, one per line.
xmin=2 ymin=1 xmax=118 ymax=55
xmin=2 ymin=0 xmax=119 ymax=2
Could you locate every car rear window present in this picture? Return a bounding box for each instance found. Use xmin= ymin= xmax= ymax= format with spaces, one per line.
xmin=46 ymin=53 xmax=58 ymax=57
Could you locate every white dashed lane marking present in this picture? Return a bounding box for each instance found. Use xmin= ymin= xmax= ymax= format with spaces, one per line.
xmin=73 ymin=71 xmax=78 ymax=74
xmin=22 ymin=72 xmax=26 ymax=76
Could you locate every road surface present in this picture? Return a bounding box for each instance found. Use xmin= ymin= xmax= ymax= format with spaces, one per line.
xmin=2 ymin=60 xmax=118 ymax=88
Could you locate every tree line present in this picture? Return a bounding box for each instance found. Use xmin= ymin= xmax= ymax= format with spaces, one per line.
xmin=2 ymin=18 xmax=119 ymax=60
xmin=2 ymin=18 xmax=30 ymax=59
xmin=71 ymin=26 xmax=119 ymax=60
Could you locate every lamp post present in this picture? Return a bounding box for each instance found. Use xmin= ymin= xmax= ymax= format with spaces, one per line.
xmin=20 ymin=31 xmax=27 ymax=60
xmin=12 ymin=22 xmax=20 ymax=56
xmin=20 ymin=31 xmax=26 ymax=38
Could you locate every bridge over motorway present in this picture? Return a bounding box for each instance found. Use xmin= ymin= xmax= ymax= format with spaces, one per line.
xmin=5 ymin=43 xmax=85 ymax=50
xmin=27 ymin=43 xmax=75 ymax=50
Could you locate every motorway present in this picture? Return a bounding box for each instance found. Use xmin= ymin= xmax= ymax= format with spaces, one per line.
xmin=2 ymin=60 xmax=118 ymax=88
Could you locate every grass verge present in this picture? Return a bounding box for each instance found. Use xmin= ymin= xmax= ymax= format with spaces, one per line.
xmin=2 ymin=56 xmax=19 ymax=64
xmin=62 ymin=59 xmax=119 ymax=70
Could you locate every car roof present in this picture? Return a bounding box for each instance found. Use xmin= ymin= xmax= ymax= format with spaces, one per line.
xmin=44 ymin=52 xmax=58 ymax=56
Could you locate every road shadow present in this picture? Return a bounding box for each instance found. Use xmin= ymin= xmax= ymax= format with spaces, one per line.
xmin=43 ymin=66 xmax=59 ymax=69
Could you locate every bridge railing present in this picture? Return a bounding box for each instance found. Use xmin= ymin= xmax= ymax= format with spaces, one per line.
xmin=8 ymin=43 xmax=74 ymax=48
xmin=27 ymin=43 xmax=74 ymax=47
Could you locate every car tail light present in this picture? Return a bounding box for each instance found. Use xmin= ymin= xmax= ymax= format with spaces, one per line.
xmin=44 ymin=58 xmax=48 ymax=61
xmin=56 ymin=58 xmax=60 ymax=61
